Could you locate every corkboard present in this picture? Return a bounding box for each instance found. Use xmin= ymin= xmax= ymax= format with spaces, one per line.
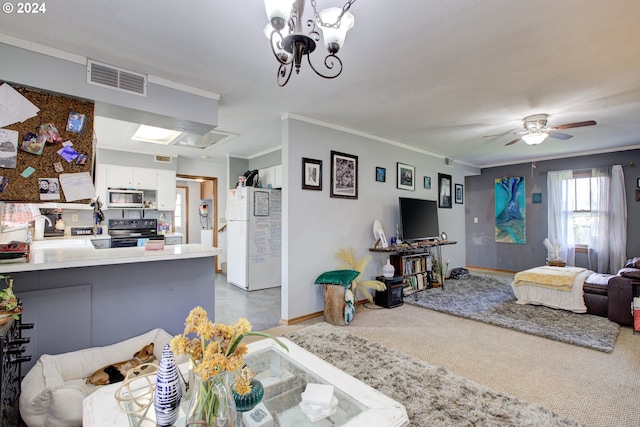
xmin=0 ymin=82 xmax=94 ymax=202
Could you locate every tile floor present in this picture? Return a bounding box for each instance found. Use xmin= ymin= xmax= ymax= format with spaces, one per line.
xmin=214 ymin=273 xmax=282 ymax=331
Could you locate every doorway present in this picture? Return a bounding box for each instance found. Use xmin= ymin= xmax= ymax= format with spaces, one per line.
xmin=176 ymin=175 xmax=220 ymax=271
xmin=174 ymin=186 xmax=188 ymax=241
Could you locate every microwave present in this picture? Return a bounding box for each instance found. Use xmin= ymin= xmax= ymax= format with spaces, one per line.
xmin=107 ymin=189 xmax=144 ymax=208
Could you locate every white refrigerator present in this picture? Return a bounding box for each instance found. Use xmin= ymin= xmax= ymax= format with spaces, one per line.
xmin=226 ymin=187 xmax=282 ymax=290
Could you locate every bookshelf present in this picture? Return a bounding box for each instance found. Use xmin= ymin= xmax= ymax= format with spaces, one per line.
xmin=391 ymin=250 xmax=434 ymax=298
xmin=370 ymin=240 xmax=457 ymax=298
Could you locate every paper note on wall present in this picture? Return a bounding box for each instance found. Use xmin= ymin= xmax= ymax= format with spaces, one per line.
xmin=0 ymin=83 xmax=40 ymax=127
xmin=58 ymin=172 xmax=96 ymax=201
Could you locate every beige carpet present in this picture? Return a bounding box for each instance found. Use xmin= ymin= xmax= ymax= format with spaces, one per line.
xmin=265 ymin=297 xmax=640 ymax=427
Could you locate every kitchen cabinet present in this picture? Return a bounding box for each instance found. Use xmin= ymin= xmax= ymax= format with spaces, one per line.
xmin=200 ymin=180 xmax=213 ymax=199
xmin=258 ymin=164 xmax=282 ymax=189
xmin=157 ymin=169 xmax=176 ymax=210
xmin=133 ymin=168 xmax=158 ymax=189
xmin=164 ymin=234 xmax=182 ymax=245
xmin=91 ymin=237 xmax=111 ymax=249
xmin=96 ymin=164 xmax=177 ymax=210
xmin=106 ymin=165 xmax=158 ymax=189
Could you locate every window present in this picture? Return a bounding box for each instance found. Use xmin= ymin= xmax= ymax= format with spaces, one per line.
xmin=568 ymin=172 xmax=592 ymax=247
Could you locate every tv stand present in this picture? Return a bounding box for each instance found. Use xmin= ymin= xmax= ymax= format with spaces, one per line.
xmin=370 ymin=240 xmax=456 ymax=296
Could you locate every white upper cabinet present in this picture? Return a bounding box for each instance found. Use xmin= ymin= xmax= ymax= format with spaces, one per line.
xmin=106 ymin=165 xmax=158 ymax=190
xmin=258 ymin=164 xmax=282 ymax=189
xmin=133 ymin=168 xmax=158 ymax=189
xmin=157 ymin=169 xmax=177 ymax=211
xmin=106 ymin=164 xmax=134 ymax=188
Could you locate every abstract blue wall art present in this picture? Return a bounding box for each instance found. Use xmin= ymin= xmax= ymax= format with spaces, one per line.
xmin=495 ymin=177 xmax=526 ymax=244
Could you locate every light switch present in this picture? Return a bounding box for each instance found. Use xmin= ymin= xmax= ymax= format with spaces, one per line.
xmin=474 ymin=217 xmax=478 ymax=223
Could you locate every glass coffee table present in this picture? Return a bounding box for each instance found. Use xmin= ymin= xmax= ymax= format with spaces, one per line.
xmin=83 ymin=338 xmax=408 ymax=426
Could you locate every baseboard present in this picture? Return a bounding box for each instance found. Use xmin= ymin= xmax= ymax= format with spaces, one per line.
xmin=278 ymin=298 xmax=371 ymax=325
xmin=466 ymin=265 xmax=518 ymax=274
xmin=280 ymin=311 xmax=323 ymax=325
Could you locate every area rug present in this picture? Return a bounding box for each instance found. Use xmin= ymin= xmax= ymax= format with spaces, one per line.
xmin=284 ymin=322 xmax=582 ymax=426
xmin=404 ymin=272 xmax=620 ymax=352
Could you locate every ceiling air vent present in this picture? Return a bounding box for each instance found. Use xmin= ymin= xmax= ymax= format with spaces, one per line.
xmin=444 ymin=157 xmax=455 ymax=168
xmin=87 ymin=59 xmax=147 ymax=96
xmin=154 ymin=154 xmax=173 ymax=164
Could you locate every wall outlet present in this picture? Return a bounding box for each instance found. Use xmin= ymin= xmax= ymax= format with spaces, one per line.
xmin=72 ymin=214 xmax=78 ymax=222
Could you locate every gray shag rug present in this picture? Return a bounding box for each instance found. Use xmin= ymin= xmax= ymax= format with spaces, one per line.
xmin=284 ymin=322 xmax=583 ymax=426
xmin=404 ymin=272 xmax=620 ymax=352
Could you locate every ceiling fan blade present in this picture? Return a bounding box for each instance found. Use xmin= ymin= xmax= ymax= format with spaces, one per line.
xmin=483 ymin=130 xmax=523 ymax=138
xmin=505 ymin=137 xmax=522 ymax=146
xmin=548 ymin=120 xmax=597 ymax=130
xmin=547 ymin=131 xmax=573 ymax=140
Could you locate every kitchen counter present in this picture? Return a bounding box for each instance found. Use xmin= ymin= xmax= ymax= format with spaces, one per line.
xmin=7 ymin=237 xmax=218 ymax=372
xmin=0 ymin=238 xmax=219 ymax=274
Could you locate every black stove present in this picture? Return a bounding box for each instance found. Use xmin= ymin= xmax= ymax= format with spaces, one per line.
xmin=108 ymin=219 xmax=163 ymax=248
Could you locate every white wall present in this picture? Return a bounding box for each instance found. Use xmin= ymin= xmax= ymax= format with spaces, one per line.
xmin=281 ymin=118 xmax=469 ymax=321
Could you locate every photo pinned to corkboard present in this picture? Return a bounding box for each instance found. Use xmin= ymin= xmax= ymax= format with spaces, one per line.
xmin=0 ymin=82 xmax=95 ymax=202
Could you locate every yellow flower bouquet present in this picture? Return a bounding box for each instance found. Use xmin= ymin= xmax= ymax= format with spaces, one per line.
xmin=170 ymin=306 xmax=287 ymax=426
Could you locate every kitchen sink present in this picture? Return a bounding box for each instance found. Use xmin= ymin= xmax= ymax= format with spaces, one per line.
xmin=31 ymin=238 xmax=92 ymax=249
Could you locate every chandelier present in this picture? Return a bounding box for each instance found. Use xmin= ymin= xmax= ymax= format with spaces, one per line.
xmin=264 ymin=0 xmax=356 ymax=86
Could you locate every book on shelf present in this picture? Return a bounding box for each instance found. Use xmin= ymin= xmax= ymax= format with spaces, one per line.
xmin=417 ymin=274 xmax=424 ymax=290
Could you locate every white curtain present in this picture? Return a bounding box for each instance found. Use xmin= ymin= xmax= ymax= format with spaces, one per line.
xmin=547 ymin=170 xmax=575 ymax=266
xmin=587 ymin=165 xmax=627 ymax=273
xmin=609 ymin=165 xmax=627 ymax=272
xmin=589 ymin=167 xmax=610 ymax=272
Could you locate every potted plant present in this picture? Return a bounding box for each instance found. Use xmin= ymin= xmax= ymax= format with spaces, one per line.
xmin=0 ymin=275 xmax=22 ymax=323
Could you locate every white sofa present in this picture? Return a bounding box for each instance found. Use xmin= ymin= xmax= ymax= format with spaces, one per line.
xmin=19 ymin=328 xmax=185 ymax=427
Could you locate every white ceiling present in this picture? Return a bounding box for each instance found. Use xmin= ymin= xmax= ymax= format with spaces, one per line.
xmin=2 ymin=0 xmax=640 ymax=168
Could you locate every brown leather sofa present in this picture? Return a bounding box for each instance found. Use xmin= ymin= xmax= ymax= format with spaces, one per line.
xmin=583 ymin=259 xmax=640 ymax=326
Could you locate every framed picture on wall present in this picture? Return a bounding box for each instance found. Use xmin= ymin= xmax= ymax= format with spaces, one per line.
xmin=424 ymin=176 xmax=431 ymax=189
xmin=330 ymin=151 xmax=358 ymax=199
xmin=376 ymin=166 xmax=386 ymax=182
xmin=438 ymin=173 xmax=452 ymax=208
xmin=455 ymin=183 xmax=463 ymax=204
xmin=397 ymin=162 xmax=415 ymax=191
xmin=302 ymin=157 xmax=322 ymax=190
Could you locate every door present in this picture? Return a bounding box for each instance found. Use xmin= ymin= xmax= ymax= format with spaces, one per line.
xmin=174 ymin=187 xmax=187 ymax=241
xmin=227 ymin=220 xmax=248 ymax=289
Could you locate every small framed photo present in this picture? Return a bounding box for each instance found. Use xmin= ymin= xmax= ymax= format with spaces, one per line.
xmin=532 ymin=193 xmax=542 ymax=204
xmin=397 ymin=162 xmax=415 ymax=191
xmin=376 ymin=167 xmax=386 ymax=182
xmin=424 ymin=176 xmax=431 ymax=189
xmin=637 ymin=177 xmax=640 ymax=188
xmin=302 ymin=158 xmax=322 ymax=190
xmin=330 ymin=151 xmax=358 ymax=199
xmin=438 ymin=173 xmax=452 ymax=208
xmin=66 ymin=111 xmax=87 ymax=134
xmin=455 ymin=183 xmax=463 ymax=204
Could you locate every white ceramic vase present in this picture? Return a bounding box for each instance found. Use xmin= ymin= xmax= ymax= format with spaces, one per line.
xmin=154 ymin=344 xmax=182 ymax=427
xmin=382 ymin=259 xmax=395 ymax=278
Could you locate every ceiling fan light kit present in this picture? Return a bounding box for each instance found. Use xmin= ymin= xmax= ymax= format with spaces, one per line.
xmin=264 ymin=0 xmax=356 ymax=86
xmin=497 ymin=113 xmax=597 ymax=147
xmin=521 ymin=131 xmax=549 ymax=145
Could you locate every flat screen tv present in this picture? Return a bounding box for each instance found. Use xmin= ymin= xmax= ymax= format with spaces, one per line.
xmin=398 ymin=197 xmax=440 ymax=243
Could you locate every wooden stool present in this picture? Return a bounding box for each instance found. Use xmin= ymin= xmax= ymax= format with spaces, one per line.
xmin=324 ymin=284 xmax=346 ymax=326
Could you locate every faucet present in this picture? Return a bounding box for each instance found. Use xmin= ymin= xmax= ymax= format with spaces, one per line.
xmin=34 ymin=215 xmax=53 ymax=227
xmin=33 ymin=215 xmax=53 ymax=241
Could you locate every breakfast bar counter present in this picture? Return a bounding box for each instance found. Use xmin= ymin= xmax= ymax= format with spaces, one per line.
xmin=4 ymin=240 xmax=218 ymax=372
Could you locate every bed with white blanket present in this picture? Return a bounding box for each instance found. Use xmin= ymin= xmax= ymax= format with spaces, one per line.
xmin=512 ymin=266 xmax=594 ymax=313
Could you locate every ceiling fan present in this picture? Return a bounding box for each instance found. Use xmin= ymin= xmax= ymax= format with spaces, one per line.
xmin=488 ymin=114 xmax=597 ymax=146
